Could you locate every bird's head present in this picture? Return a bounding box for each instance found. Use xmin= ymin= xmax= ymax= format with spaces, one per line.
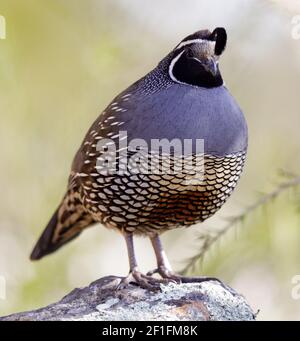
xmin=168 ymin=28 xmax=227 ymax=88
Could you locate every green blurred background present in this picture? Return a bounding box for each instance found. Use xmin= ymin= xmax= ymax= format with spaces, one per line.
xmin=0 ymin=0 xmax=300 ymax=320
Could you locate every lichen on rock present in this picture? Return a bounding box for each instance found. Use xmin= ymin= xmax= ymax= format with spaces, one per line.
xmin=0 ymin=276 xmax=255 ymax=321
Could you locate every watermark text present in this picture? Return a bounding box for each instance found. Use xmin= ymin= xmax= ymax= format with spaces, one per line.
xmin=291 ymin=275 xmax=300 ymax=300
xmin=0 ymin=15 xmax=6 ymax=39
xmin=0 ymin=276 xmax=6 ymax=300
xmin=291 ymin=15 xmax=300 ymax=40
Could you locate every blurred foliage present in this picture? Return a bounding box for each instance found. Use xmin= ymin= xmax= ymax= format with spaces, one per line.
xmin=183 ymin=175 xmax=300 ymax=274
xmin=0 ymin=0 xmax=300 ymax=320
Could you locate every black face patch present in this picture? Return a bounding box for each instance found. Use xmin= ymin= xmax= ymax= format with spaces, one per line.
xmin=171 ymin=50 xmax=223 ymax=88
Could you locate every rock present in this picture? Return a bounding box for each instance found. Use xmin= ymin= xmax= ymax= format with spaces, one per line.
xmin=0 ymin=276 xmax=255 ymax=321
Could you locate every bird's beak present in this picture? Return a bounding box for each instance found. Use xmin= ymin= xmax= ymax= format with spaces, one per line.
xmin=202 ymin=58 xmax=218 ymax=76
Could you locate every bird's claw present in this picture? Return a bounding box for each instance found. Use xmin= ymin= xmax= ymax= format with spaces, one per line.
xmin=147 ymin=266 xmax=181 ymax=284
xmin=147 ymin=266 xmax=223 ymax=287
xmin=146 ymin=268 xmax=158 ymax=276
xmin=117 ymin=268 xmax=169 ymax=291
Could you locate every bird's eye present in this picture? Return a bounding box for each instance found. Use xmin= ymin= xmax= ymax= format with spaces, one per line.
xmin=186 ymin=48 xmax=193 ymax=59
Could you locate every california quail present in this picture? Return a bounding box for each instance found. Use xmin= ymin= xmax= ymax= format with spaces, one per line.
xmin=31 ymin=28 xmax=248 ymax=289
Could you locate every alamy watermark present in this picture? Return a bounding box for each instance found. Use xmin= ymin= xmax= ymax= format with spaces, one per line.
xmin=94 ymin=131 xmax=205 ymax=184
xmin=0 ymin=276 xmax=6 ymax=300
xmin=291 ymin=275 xmax=300 ymax=300
xmin=291 ymin=15 xmax=300 ymax=40
xmin=0 ymin=15 xmax=6 ymax=39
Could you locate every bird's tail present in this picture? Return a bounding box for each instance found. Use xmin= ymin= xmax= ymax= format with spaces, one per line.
xmin=30 ymin=191 xmax=95 ymax=260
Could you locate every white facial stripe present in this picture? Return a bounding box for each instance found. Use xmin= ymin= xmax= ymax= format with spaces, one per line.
xmin=175 ymin=39 xmax=215 ymax=50
xmin=169 ymin=50 xmax=185 ymax=84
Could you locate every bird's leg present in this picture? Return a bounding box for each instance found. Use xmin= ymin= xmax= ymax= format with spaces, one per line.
xmin=147 ymin=234 xmax=223 ymax=285
xmin=125 ymin=232 xmax=138 ymax=272
xmin=117 ymin=232 xmax=167 ymax=291
xmin=147 ymin=234 xmax=177 ymax=281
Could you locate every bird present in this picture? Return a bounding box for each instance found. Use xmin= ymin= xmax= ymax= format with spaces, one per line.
xmin=30 ymin=27 xmax=248 ymax=289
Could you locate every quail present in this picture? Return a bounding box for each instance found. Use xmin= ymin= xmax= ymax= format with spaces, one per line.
xmin=31 ymin=28 xmax=248 ymax=289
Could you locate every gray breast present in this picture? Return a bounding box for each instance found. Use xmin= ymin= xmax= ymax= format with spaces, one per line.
xmin=122 ymin=84 xmax=248 ymax=157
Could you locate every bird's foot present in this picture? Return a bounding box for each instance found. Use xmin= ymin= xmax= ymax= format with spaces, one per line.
xmin=147 ymin=266 xmax=223 ymax=286
xmin=147 ymin=266 xmax=181 ymax=283
xmin=117 ymin=267 xmax=169 ymax=291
